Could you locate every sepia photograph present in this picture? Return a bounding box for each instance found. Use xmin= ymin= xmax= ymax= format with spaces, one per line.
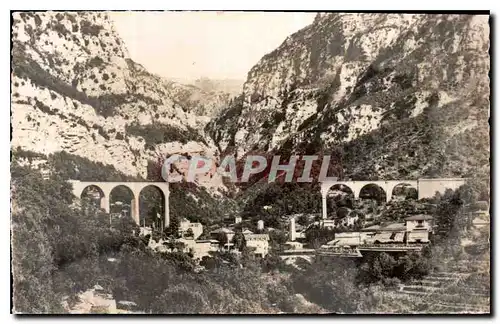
xmin=10 ymin=10 xmax=491 ymax=315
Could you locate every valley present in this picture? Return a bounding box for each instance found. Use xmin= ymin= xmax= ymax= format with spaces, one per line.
xmin=10 ymin=11 xmax=490 ymax=315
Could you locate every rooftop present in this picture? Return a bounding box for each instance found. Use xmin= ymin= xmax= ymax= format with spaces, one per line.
xmin=381 ymin=223 xmax=407 ymax=231
xmin=209 ymin=227 xmax=234 ymax=234
xmin=244 ymin=233 xmax=270 ymax=240
xmin=361 ymin=225 xmax=380 ymax=231
xmin=405 ymin=215 xmax=434 ymax=221
xmin=196 ymin=239 xmax=219 ymax=243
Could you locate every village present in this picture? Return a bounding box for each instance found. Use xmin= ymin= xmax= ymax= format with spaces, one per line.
xmin=139 ymin=197 xmax=490 ymax=263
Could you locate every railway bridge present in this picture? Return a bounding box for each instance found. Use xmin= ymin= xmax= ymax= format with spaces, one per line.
xmin=320 ymin=178 xmax=466 ymax=219
xmin=68 ymin=180 xmax=170 ymax=227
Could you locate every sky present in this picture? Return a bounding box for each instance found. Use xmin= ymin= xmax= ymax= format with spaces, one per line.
xmin=110 ymin=11 xmax=315 ymax=81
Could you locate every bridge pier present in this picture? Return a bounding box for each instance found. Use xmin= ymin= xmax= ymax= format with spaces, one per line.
xmin=164 ymin=195 xmax=170 ymax=228
xmin=386 ymin=189 xmax=393 ymax=203
xmin=100 ymin=196 xmax=110 ymax=213
xmin=131 ymin=198 xmax=140 ymax=225
xmin=322 ymin=195 xmax=327 ymax=219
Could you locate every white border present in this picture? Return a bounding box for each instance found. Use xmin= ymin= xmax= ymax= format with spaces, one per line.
xmin=2 ymin=1 xmax=497 ymax=324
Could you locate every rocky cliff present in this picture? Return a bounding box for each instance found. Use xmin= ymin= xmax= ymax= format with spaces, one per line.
xmin=11 ymin=11 xmax=229 ymax=192
xmin=208 ymin=13 xmax=490 ymax=180
xmin=11 ymin=12 xmax=490 ymax=189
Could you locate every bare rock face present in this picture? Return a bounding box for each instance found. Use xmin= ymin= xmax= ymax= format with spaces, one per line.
xmin=208 ymin=13 xmax=490 ymax=179
xmin=11 ymin=12 xmax=490 ymax=188
xmin=11 ymin=12 xmax=229 ymax=193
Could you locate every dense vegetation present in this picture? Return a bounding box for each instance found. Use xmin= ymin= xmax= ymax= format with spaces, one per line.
xmin=10 ymin=160 xmax=371 ymax=314
xmin=125 ymin=123 xmax=207 ymax=149
xmin=11 ymin=148 xmax=490 ymax=314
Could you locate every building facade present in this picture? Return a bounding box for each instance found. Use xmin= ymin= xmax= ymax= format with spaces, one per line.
xmin=244 ymin=233 xmax=270 ymax=257
xmin=405 ymin=215 xmax=433 ymax=243
xmin=178 ymin=218 xmax=203 ymax=240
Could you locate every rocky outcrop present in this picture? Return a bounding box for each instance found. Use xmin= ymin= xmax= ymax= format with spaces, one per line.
xmin=11 ymin=12 xmax=490 ymax=188
xmin=208 ymin=13 xmax=490 ymax=179
xmin=11 ymin=12 xmax=228 ymax=193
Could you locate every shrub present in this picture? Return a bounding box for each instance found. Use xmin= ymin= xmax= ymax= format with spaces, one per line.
xmin=125 ymin=123 xmax=205 ymax=147
xmin=80 ymin=20 xmax=103 ymax=37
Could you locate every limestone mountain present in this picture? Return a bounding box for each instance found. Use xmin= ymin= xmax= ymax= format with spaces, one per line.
xmin=207 ymin=13 xmax=490 ymax=180
xmin=11 ymin=11 xmax=228 ymax=193
xmin=165 ymin=80 xmax=234 ymax=120
xmin=193 ymin=77 xmax=243 ymax=96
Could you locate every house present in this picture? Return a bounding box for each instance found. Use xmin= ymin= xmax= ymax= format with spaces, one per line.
xmin=326 ymin=232 xmax=361 ymax=247
xmin=471 ymin=201 xmax=490 ymax=228
xmin=243 ymin=233 xmax=270 ymax=257
xmin=139 ymin=226 xmax=152 ymax=237
xmin=339 ymin=213 xmax=359 ymax=227
xmin=283 ymin=241 xmax=304 ymax=250
xmin=192 ymin=239 xmax=220 ymax=259
xmin=472 ymin=211 xmax=490 ymax=228
xmin=405 ymin=215 xmax=433 ymax=231
xmin=178 ymin=218 xmax=203 ymax=239
xmin=405 ymin=215 xmax=434 ymax=243
xmin=360 ymin=225 xmax=380 ymax=244
xmin=359 ymin=223 xmax=406 ymax=245
xmin=373 ymin=223 xmax=406 ymax=244
xmin=320 ymin=219 xmax=336 ymax=228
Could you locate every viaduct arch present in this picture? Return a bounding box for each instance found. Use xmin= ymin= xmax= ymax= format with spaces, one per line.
xmin=68 ymin=180 xmax=170 ymax=227
xmin=320 ymin=178 xmax=466 ymax=219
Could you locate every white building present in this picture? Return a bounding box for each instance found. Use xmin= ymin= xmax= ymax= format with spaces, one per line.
xmin=339 ymin=213 xmax=359 ymax=227
xmin=359 ymin=225 xmax=380 ymax=244
xmin=139 ymin=226 xmax=152 ymax=237
xmin=405 ymin=215 xmax=433 ymax=243
xmin=283 ymin=241 xmax=304 ymax=250
xmin=320 ymin=219 xmax=336 ymax=229
xmin=180 ymin=239 xmax=220 ymax=260
xmin=178 ymin=218 xmax=203 ymax=240
xmin=243 ymin=233 xmax=270 ymax=257
xmin=471 ymin=201 xmax=490 ymax=228
xmin=326 ymin=232 xmax=361 ymax=247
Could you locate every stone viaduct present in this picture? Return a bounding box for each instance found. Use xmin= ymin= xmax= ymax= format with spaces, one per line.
xmin=320 ymin=178 xmax=466 ymax=220
xmin=68 ymin=180 xmax=170 ymax=227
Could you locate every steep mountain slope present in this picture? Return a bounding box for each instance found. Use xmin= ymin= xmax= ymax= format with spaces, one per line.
xmin=166 ymin=80 xmax=234 ymax=120
xmin=11 ymin=12 xmax=227 ymax=192
xmin=193 ymin=77 xmax=243 ymax=96
xmin=208 ymin=13 xmax=490 ymax=180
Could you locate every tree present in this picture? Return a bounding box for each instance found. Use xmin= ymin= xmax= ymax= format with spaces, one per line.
xmin=269 ymin=230 xmax=288 ymax=250
xmin=372 ymin=253 xmax=397 ymax=280
xmin=434 ymin=184 xmax=477 ymax=241
xmin=151 ymin=284 xmax=208 ymax=313
xmin=231 ymin=231 xmax=246 ymax=251
xmin=185 ymin=228 xmax=194 ymax=239
xmin=215 ymin=232 xmax=229 ymax=247
xmin=297 ymin=214 xmax=309 ymax=226
xmin=304 ymin=226 xmax=335 ymax=248
xmin=290 ymin=257 xmax=370 ymax=313
xmin=261 ymin=250 xmax=286 ymax=272
xmin=164 ymin=216 xmax=180 ymax=238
